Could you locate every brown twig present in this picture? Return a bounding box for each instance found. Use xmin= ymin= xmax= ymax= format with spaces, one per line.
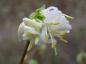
xmin=19 ymin=40 xmax=30 ymax=64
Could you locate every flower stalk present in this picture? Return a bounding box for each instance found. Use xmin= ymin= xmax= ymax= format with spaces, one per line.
xmin=19 ymin=40 xmax=30 ymax=64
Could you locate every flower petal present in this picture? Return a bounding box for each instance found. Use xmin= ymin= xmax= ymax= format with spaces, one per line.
xmin=18 ymin=22 xmax=26 ymax=40
xmin=23 ymin=17 xmax=42 ymax=31
xmin=23 ymin=25 xmax=39 ymax=40
xmin=39 ymin=26 xmax=48 ymax=44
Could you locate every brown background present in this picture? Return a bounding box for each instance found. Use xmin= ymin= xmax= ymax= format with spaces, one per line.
xmin=0 ymin=0 xmax=86 ymax=64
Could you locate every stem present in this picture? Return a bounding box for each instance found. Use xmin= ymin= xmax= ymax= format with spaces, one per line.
xmin=19 ymin=40 xmax=30 ymax=64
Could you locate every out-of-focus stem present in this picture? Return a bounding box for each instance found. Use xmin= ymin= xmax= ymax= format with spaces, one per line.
xmin=19 ymin=40 xmax=30 ymax=64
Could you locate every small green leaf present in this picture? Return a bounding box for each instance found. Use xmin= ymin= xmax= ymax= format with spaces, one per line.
xmin=29 ymin=5 xmax=46 ymax=21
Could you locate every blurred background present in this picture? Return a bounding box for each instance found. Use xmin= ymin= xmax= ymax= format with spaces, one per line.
xmin=0 ymin=0 xmax=86 ymax=64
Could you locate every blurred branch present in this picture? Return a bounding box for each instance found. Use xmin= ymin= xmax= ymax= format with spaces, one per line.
xmin=19 ymin=40 xmax=30 ymax=64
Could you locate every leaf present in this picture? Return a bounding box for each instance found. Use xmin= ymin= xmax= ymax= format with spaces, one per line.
xmin=29 ymin=5 xmax=46 ymax=21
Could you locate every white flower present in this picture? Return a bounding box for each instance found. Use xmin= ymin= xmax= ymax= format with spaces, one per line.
xmin=41 ymin=6 xmax=72 ymax=33
xmin=18 ymin=18 xmax=41 ymax=40
xmin=18 ymin=6 xmax=73 ymax=54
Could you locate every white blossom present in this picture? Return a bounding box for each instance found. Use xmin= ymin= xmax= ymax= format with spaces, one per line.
xmin=41 ymin=6 xmax=72 ymax=33
xmin=18 ymin=6 xmax=73 ymax=54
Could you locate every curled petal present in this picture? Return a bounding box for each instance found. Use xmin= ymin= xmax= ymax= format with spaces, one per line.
xmin=23 ymin=17 xmax=42 ymax=31
xmin=24 ymin=26 xmax=39 ymax=35
xmin=41 ymin=6 xmax=60 ymax=22
xmin=64 ymin=14 xmax=74 ymax=20
xmin=49 ymin=23 xmax=72 ymax=34
xmin=39 ymin=27 xmax=48 ymax=44
xmin=23 ymin=26 xmax=39 ymax=40
xmin=18 ymin=22 xmax=26 ymax=40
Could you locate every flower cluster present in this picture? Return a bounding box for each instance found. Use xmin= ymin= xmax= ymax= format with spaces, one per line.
xmin=18 ymin=6 xmax=73 ymax=55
